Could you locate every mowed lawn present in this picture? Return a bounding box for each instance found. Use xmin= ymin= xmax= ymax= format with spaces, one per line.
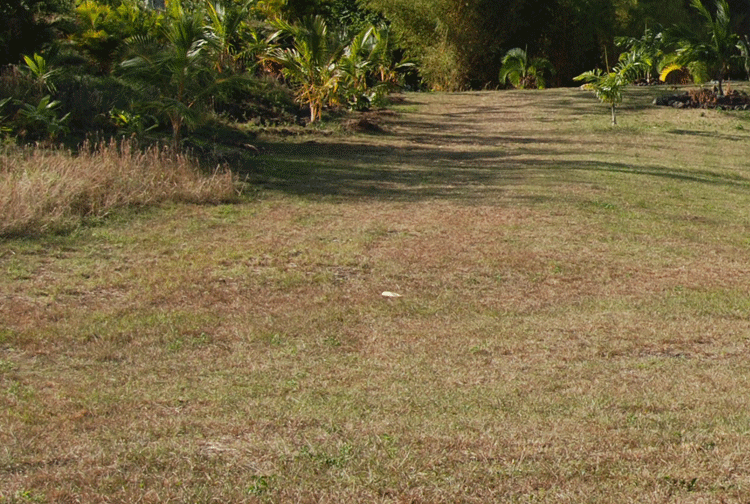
xmin=3 ymin=87 xmax=750 ymax=503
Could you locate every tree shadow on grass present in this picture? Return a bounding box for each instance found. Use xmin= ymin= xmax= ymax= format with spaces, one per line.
xmin=237 ymin=90 xmax=749 ymax=203
xmin=668 ymin=129 xmax=749 ymax=142
xmin=242 ymin=136 xmax=750 ymax=204
xmin=562 ymin=159 xmax=750 ymax=186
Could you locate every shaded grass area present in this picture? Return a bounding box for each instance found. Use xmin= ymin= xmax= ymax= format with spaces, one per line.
xmin=248 ymin=88 xmax=750 ymax=201
xmin=3 ymin=86 xmax=750 ymax=502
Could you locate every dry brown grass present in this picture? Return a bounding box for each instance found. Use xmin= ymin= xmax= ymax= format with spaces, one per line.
xmin=3 ymin=86 xmax=750 ymax=503
xmin=0 ymin=139 xmax=239 ymax=237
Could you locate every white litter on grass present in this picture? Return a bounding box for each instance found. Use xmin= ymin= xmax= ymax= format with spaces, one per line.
xmin=381 ymin=291 xmax=402 ymax=298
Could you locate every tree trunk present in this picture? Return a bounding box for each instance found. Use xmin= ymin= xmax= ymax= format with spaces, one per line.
xmin=310 ymin=103 xmax=317 ymax=123
xmin=171 ymin=115 xmax=182 ymax=145
xmin=611 ymin=103 xmax=617 ymax=125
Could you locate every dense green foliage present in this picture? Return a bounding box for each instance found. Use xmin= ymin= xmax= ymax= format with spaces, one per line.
xmin=0 ymin=0 xmax=72 ymax=65
xmin=499 ymin=48 xmax=554 ymax=89
xmin=0 ymin=0 xmax=749 ymax=145
xmin=363 ymin=0 xmax=750 ymax=90
xmin=615 ymin=27 xmax=666 ymax=84
xmin=0 ymin=0 xmax=407 ymax=143
xmin=668 ymin=0 xmax=739 ymax=95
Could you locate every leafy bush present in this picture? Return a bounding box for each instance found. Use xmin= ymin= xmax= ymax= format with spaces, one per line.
xmin=16 ymin=95 xmax=71 ymax=141
xmin=108 ymin=107 xmax=158 ymax=138
xmin=211 ymin=76 xmax=298 ymax=124
xmin=70 ymin=0 xmax=163 ymax=74
xmin=499 ymin=47 xmax=554 ymax=89
xmin=20 ymin=53 xmax=60 ymax=94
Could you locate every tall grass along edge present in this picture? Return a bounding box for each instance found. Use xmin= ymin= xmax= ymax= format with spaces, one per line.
xmin=0 ymin=139 xmax=239 ymax=237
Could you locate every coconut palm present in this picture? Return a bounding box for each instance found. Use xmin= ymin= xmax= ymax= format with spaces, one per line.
xmin=367 ymin=24 xmax=413 ymax=88
xmin=498 ymin=47 xmax=554 ymax=90
xmin=121 ymin=3 xmax=222 ymax=144
xmin=204 ymin=0 xmax=254 ymax=74
xmin=342 ymin=24 xmax=413 ymax=108
xmin=337 ymin=25 xmax=379 ymax=110
xmin=266 ymin=15 xmax=346 ymax=123
xmin=668 ymin=0 xmax=738 ymax=95
xmin=336 ymin=24 xmax=400 ymax=109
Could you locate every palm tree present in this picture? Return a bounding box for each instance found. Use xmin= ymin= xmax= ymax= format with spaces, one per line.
xmin=340 ymin=24 xmax=413 ymax=108
xmin=337 ymin=25 xmax=379 ymax=110
xmin=575 ymin=59 xmax=643 ymax=126
xmin=668 ymin=0 xmax=738 ymax=95
xmin=738 ymin=35 xmax=750 ymax=80
xmin=204 ymin=0 xmax=254 ymax=74
xmin=336 ymin=24 xmax=398 ymax=109
xmin=498 ymin=47 xmax=554 ymax=90
xmin=365 ymin=24 xmax=413 ymax=88
xmin=615 ymin=26 xmax=665 ymax=84
xmin=266 ymin=16 xmax=346 ymax=123
xmin=121 ymin=3 xmax=221 ymax=144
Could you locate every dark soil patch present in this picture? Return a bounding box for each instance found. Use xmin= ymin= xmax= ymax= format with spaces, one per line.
xmin=344 ymin=117 xmax=384 ymax=133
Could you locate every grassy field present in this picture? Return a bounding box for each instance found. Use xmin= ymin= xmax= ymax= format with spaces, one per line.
xmin=3 ymin=85 xmax=750 ymax=503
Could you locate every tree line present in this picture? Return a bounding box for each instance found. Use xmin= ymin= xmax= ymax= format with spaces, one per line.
xmin=0 ymin=0 xmax=410 ymax=143
xmin=1 ymin=0 xmax=749 ymax=143
xmin=6 ymin=0 xmax=750 ymax=86
xmin=364 ymin=0 xmax=750 ymax=90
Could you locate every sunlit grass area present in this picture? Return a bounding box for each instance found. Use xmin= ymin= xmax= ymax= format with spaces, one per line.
xmin=3 ymin=86 xmax=750 ymax=503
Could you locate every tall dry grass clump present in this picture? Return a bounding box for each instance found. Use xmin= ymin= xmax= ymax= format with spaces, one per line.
xmin=0 ymin=139 xmax=239 ymax=236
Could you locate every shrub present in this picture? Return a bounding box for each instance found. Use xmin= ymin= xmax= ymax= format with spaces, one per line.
xmin=15 ymin=95 xmax=70 ymax=142
xmin=498 ymin=47 xmax=554 ymax=90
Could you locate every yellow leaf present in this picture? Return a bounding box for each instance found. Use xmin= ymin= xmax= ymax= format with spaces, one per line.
xmin=659 ymin=63 xmax=684 ymax=83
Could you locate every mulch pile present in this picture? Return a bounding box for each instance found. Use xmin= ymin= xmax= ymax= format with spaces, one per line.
xmin=344 ymin=117 xmax=385 ymax=133
xmin=653 ymin=88 xmax=750 ymax=110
